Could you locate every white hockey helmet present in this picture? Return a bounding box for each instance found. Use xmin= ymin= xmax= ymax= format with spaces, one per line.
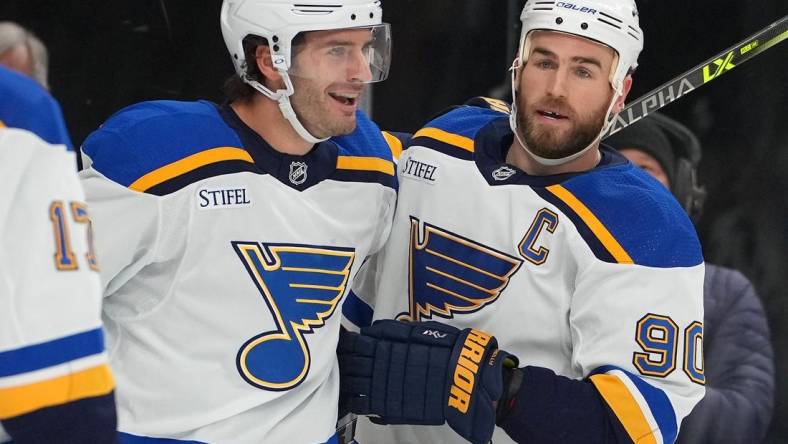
xmin=510 ymin=0 xmax=644 ymax=166
xmin=518 ymin=0 xmax=643 ymax=92
xmin=220 ymin=0 xmax=391 ymax=143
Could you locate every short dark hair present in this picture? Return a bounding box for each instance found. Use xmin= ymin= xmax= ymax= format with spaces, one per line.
xmin=223 ymin=33 xmax=306 ymax=103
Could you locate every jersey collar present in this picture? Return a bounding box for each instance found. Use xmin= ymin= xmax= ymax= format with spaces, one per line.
xmin=218 ymin=103 xmax=339 ymax=191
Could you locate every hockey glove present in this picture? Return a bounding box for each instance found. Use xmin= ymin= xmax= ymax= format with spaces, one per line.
xmin=338 ymin=320 xmax=518 ymax=444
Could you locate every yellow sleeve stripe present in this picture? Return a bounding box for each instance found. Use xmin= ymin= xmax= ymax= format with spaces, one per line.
xmin=129 ymin=147 xmax=254 ymax=192
xmin=413 ymin=127 xmax=475 ymax=153
xmin=382 ymin=131 xmax=403 ymax=160
xmin=546 ymin=184 xmax=633 ymax=264
xmin=0 ymin=364 xmax=114 ymax=419
xmin=0 ymin=120 xmax=5 ymax=128
xmin=336 ymin=156 xmax=395 ymax=176
xmin=591 ymin=373 xmax=658 ymax=444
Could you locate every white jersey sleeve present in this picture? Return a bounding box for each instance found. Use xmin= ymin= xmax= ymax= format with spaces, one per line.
xmin=0 ymin=129 xmax=114 ymax=441
xmin=78 ymin=164 xmax=167 ymax=299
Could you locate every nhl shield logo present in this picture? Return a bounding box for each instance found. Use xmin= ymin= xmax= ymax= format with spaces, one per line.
xmin=289 ymin=162 xmax=308 ymax=185
xmin=492 ymin=166 xmax=517 ymax=181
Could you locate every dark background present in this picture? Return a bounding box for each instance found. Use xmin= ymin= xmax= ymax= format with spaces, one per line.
xmin=3 ymin=1 xmax=786 ymax=441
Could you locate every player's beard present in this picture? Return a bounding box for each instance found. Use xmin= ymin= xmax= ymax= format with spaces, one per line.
xmin=516 ymin=91 xmax=609 ymax=160
xmin=290 ymin=76 xmax=360 ymax=139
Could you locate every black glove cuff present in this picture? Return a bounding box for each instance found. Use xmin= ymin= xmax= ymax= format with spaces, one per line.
xmin=496 ymin=367 xmax=523 ymax=425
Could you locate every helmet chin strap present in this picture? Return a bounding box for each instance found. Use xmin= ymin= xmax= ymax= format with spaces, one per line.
xmin=245 ymin=68 xmax=329 ymax=145
xmin=509 ymin=56 xmax=624 ymax=167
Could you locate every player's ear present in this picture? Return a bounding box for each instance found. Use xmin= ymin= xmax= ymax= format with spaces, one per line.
xmin=255 ymin=45 xmax=284 ymax=88
xmin=613 ymin=75 xmax=633 ymax=114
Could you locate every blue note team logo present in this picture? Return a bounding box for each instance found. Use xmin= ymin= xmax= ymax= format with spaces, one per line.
xmin=233 ymin=242 xmax=355 ymax=391
xmin=403 ymin=218 xmax=522 ymax=322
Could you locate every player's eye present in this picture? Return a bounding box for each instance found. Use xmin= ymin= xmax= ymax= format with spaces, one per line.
xmin=328 ymin=46 xmax=347 ymax=57
xmin=575 ymin=68 xmax=593 ymax=79
xmin=536 ymin=59 xmax=556 ymax=70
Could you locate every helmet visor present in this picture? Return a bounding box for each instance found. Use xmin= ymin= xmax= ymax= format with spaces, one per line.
xmin=287 ymin=23 xmax=391 ymax=84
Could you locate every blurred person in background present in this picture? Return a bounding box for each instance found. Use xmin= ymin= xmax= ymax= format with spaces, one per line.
xmin=606 ymin=112 xmax=775 ymax=444
xmin=0 ymin=21 xmax=49 ymax=89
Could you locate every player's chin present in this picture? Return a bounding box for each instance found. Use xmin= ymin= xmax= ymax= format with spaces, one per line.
xmin=326 ymin=117 xmax=358 ymax=137
xmin=324 ymin=117 xmax=356 ymax=137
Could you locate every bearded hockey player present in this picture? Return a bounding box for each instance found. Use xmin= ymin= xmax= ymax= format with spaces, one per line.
xmin=79 ymin=1 xmax=396 ymax=443
xmin=340 ymin=0 xmax=705 ymax=443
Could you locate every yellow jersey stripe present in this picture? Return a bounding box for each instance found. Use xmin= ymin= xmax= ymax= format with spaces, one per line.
xmin=0 ymin=120 xmax=5 ymax=128
xmin=336 ymin=156 xmax=395 ymax=176
xmin=129 ymin=147 xmax=254 ymax=192
xmin=0 ymin=364 xmax=114 ymax=419
xmin=590 ymin=374 xmax=658 ymax=444
xmin=546 ymin=185 xmax=633 ymax=264
xmin=413 ymin=127 xmax=475 ymax=153
xmin=382 ymin=131 xmax=403 ymax=160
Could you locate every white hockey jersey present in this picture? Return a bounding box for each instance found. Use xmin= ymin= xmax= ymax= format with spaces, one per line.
xmin=0 ymin=128 xmax=113 ymax=442
xmin=80 ymin=100 xmax=397 ymax=444
xmin=349 ymin=105 xmax=705 ymax=444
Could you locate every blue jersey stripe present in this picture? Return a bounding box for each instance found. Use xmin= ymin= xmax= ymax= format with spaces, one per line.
xmin=0 ymin=328 xmax=105 ymax=378
xmin=342 ymin=290 xmax=374 ymax=328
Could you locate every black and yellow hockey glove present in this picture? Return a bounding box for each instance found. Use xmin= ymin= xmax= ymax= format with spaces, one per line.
xmin=338 ymin=320 xmax=518 ymax=444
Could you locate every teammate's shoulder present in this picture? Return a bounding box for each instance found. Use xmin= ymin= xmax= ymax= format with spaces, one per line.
xmin=332 ymin=110 xmax=392 ymax=160
xmin=82 ymin=100 xmax=248 ymax=192
xmin=331 ymin=111 xmax=399 ymax=188
xmin=538 ymin=151 xmax=702 ymax=268
xmin=410 ymin=97 xmax=510 ymax=161
xmin=0 ymin=128 xmax=75 ymax=190
xmin=0 ymin=127 xmax=71 ymax=164
xmin=88 ymin=99 xmax=232 ymax=139
xmin=0 ymin=66 xmax=73 ymax=148
xmin=0 ymin=66 xmax=50 ymax=116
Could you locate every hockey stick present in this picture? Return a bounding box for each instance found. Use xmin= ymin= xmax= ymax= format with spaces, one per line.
xmin=606 ymin=15 xmax=788 ymax=136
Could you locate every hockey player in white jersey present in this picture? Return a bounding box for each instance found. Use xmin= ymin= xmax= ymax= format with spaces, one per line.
xmin=0 ymin=85 xmax=116 ymax=442
xmin=79 ymin=1 xmax=395 ymax=443
xmin=340 ymin=0 xmax=705 ymax=443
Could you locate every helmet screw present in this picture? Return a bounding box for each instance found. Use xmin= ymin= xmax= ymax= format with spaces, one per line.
xmin=273 ymin=44 xmax=280 ymax=52
xmin=272 ymin=35 xmax=279 ymax=43
xmin=556 ymin=17 xmax=563 ymax=25
xmin=370 ymin=12 xmax=374 ymax=18
xmin=351 ymin=13 xmax=357 ymax=20
xmin=581 ymin=22 xmax=589 ymax=30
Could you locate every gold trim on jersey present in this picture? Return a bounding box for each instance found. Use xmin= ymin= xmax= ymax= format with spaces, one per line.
xmin=479 ymin=97 xmax=511 ymax=114
xmin=413 ymin=127 xmax=475 ymax=153
xmin=336 ymin=156 xmax=395 ymax=176
xmin=590 ymin=373 xmax=658 ymax=444
xmin=381 ymin=131 xmax=404 ymax=160
xmin=0 ymin=120 xmax=5 ymax=128
xmin=0 ymin=364 xmax=114 ymax=419
xmin=545 ymin=185 xmax=633 ymax=264
xmin=129 ymin=147 xmax=254 ymax=192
